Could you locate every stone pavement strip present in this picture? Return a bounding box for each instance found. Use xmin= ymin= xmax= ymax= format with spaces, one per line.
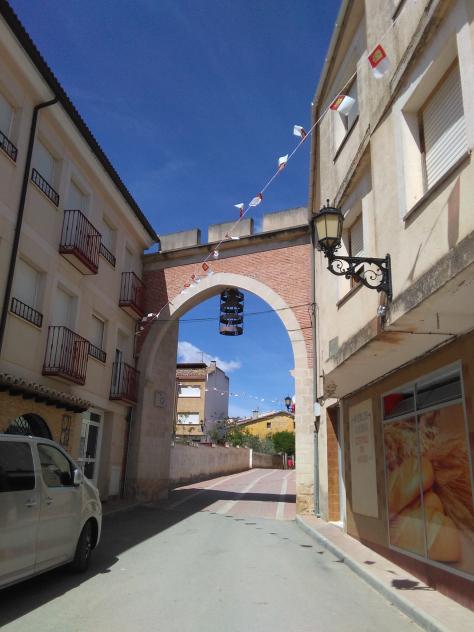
xmin=296 ymin=515 xmax=474 ymax=632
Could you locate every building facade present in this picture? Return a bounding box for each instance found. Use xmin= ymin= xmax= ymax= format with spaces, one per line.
xmin=236 ymin=411 xmax=295 ymax=439
xmin=175 ymin=361 xmax=229 ymax=441
xmin=310 ymin=0 xmax=474 ymax=607
xmin=0 ymin=3 xmax=157 ymax=500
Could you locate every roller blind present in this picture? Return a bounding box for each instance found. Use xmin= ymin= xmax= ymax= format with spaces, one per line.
xmin=0 ymin=93 xmax=13 ymax=137
xmin=67 ymin=181 xmax=85 ymax=211
xmin=349 ymin=215 xmax=364 ymax=257
xmin=422 ymin=63 xmax=467 ymax=190
xmin=35 ymin=141 xmax=55 ymax=183
xmin=14 ymin=259 xmax=40 ymax=308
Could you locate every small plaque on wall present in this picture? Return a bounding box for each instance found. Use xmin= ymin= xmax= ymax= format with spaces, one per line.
xmin=154 ymin=390 xmax=166 ymax=408
xmin=349 ymin=399 xmax=379 ymax=518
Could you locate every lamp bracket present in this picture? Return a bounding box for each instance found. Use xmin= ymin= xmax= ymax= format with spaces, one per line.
xmin=326 ymin=253 xmax=392 ymax=300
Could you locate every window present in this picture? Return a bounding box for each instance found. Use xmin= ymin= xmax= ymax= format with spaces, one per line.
xmin=420 ymin=63 xmax=467 ymax=191
xmin=0 ymin=442 xmax=35 ymax=492
xmin=67 ymin=180 xmax=86 ymax=211
xmin=90 ymin=315 xmax=105 ymax=350
xmin=0 ymin=92 xmax=13 ymax=137
xmin=177 ymin=413 xmax=200 ymax=425
xmin=34 ymin=140 xmax=55 ymax=184
xmin=124 ymin=247 xmax=134 ymax=273
xmin=53 ymin=287 xmax=75 ymax=328
xmin=333 ymin=78 xmax=359 ymax=152
xmin=347 ymin=214 xmax=364 ymax=288
xmin=382 ymin=366 xmax=474 ymax=577
xmin=38 ymin=444 xmax=74 ymax=487
xmin=266 ymin=422 xmax=272 ymax=429
xmin=13 ymin=259 xmax=41 ymax=309
xmin=178 ymin=386 xmax=201 ymax=397
xmin=101 ymin=217 xmax=116 ymax=252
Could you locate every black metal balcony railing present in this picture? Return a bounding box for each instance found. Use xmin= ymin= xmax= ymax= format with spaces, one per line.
xmin=110 ymin=361 xmax=139 ymax=403
xmin=88 ymin=342 xmax=106 ymax=363
xmin=119 ymin=271 xmax=145 ymax=318
xmin=59 ymin=210 xmax=101 ymax=274
xmin=10 ymin=297 xmax=43 ymax=328
xmin=31 ymin=168 xmax=59 ymax=206
xmin=0 ymin=129 xmax=17 ymax=162
xmin=42 ymin=326 xmax=89 ymax=385
xmin=99 ymin=242 xmax=116 ymax=267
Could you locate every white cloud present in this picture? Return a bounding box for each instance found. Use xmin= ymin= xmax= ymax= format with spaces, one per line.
xmin=177 ymin=341 xmax=241 ymax=373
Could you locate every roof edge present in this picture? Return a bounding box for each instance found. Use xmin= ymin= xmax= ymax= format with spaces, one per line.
xmin=0 ymin=0 xmax=158 ymax=242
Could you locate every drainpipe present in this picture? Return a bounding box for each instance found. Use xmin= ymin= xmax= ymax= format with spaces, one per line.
xmin=309 ymin=96 xmax=321 ymax=518
xmin=0 ymin=97 xmax=58 ymax=357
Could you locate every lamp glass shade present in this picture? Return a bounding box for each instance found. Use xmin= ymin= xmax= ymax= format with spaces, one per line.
xmin=314 ymin=206 xmax=343 ymax=252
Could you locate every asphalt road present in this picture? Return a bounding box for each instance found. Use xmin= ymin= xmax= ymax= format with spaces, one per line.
xmin=0 ymin=469 xmax=418 ymax=631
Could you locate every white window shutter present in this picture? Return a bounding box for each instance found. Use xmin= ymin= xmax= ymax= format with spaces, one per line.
xmin=35 ymin=141 xmax=55 ymax=183
xmin=349 ymin=215 xmax=364 ymax=257
xmin=101 ymin=218 xmax=115 ymax=251
xmin=53 ymin=288 xmax=73 ymax=328
xmin=14 ymin=259 xmax=39 ymax=308
xmin=0 ymin=93 xmax=13 ymax=137
xmin=91 ymin=315 xmax=105 ymax=348
xmin=67 ymin=181 xmax=85 ymax=211
xmin=422 ymin=64 xmax=467 ymax=190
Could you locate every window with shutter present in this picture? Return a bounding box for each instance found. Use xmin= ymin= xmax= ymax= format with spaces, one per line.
xmin=349 ymin=215 xmax=364 ymax=257
xmin=0 ymin=92 xmax=13 ymax=137
xmin=35 ymin=141 xmax=55 ymax=184
xmin=421 ymin=63 xmax=467 ymax=190
xmin=53 ymin=288 xmax=74 ymax=328
xmin=67 ymin=181 xmax=85 ymax=211
xmin=101 ymin=218 xmax=116 ymax=252
xmin=13 ymin=259 xmax=40 ymax=308
xmin=90 ymin=315 xmax=105 ymax=349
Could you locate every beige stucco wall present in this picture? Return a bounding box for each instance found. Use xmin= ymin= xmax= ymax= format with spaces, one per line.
xmin=241 ymin=412 xmax=295 ymax=439
xmin=169 ymin=444 xmax=250 ymax=486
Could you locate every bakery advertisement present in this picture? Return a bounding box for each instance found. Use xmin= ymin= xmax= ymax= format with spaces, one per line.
xmin=384 ymin=404 xmax=474 ymax=576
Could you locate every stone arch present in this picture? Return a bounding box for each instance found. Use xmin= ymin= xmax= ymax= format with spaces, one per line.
xmin=127 ymin=271 xmax=314 ymax=512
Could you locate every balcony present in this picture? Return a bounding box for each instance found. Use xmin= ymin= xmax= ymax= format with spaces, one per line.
xmin=31 ymin=168 xmax=59 ymax=206
xmin=0 ymin=129 xmax=17 ymax=162
xmin=42 ymin=326 xmax=89 ymax=385
xmin=59 ymin=210 xmax=101 ymax=274
xmin=110 ymin=361 xmax=139 ymax=403
xmin=119 ymin=272 xmax=145 ymax=318
xmin=99 ymin=242 xmax=116 ymax=267
xmin=10 ymin=297 xmax=43 ymax=328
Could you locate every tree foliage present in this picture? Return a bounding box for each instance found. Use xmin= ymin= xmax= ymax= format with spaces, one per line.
xmin=272 ymin=431 xmax=295 ymax=455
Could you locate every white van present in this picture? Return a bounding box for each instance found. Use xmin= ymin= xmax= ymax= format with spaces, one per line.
xmin=0 ymin=434 xmax=102 ymax=589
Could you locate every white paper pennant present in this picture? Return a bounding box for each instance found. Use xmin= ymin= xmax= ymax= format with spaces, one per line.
xmin=249 ymin=193 xmax=263 ymax=207
xmin=278 ymin=154 xmax=289 ymax=170
xmin=293 ymin=125 xmax=307 ymax=139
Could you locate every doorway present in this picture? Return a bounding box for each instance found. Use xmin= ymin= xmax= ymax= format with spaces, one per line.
xmin=78 ymin=410 xmax=103 ymax=483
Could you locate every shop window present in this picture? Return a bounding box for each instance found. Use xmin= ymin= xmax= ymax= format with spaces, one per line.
xmin=382 ymin=365 xmax=474 ymax=577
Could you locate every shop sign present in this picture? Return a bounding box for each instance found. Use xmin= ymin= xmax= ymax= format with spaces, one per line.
xmin=349 ymin=399 xmax=379 ymax=518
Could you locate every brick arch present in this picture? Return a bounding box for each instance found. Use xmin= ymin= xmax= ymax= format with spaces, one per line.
xmin=127 ymin=236 xmax=315 ymax=512
xmin=139 ymin=272 xmax=309 ymax=380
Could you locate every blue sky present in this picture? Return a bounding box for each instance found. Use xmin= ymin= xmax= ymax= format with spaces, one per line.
xmin=10 ymin=0 xmax=339 ymax=416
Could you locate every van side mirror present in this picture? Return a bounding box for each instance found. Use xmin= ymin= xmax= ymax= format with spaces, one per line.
xmin=73 ymin=468 xmax=83 ymax=486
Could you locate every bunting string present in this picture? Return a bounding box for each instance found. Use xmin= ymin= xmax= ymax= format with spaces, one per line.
xmin=138 ymin=0 xmax=414 ymax=333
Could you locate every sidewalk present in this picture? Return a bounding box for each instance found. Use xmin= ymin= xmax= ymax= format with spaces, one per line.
xmin=296 ymin=515 xmax=474 ymax=632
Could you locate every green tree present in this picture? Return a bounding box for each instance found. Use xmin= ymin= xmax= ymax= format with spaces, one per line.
xmin=272 ymin=431 xmax=295 ymax=455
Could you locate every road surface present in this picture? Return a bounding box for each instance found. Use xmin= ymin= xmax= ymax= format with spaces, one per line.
xmin=0 ymin=468 xmax=418 ymax=631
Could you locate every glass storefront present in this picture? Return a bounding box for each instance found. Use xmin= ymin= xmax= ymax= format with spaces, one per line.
xmin=382 ymin=364 xmax=474 ymax=577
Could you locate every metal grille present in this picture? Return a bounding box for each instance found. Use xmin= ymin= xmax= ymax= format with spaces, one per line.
xmin=119 ymin=272 xmax=145 ymax=317
xmin=60 ymin=210 xmax=101 ymax=273
xmin=110 ymin=361 xmax=139 ymax=403
xmin=10 ymin=297 xmax=43 ymax=327
xmin=0 ymin=129 xmax=17 ymax=162
xmin=88 ymin=342 xmax=106 ymax=363
xmin=99 ymin=242 xmax=116 ymax=267
xmin=31 ymin=168 xmax=59 ymax=206
xmin=5 ymin=414 xmax=52 ymax=439
xmin=42 ymin=325 xmax=89 ymax=384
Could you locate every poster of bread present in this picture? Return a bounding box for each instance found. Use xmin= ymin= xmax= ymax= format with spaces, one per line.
xmin=384 ymin=403 xmax=474 ymax=576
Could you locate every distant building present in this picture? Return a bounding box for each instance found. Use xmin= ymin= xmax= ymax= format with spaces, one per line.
xmin=236 ymin=411 xmax=295 ymax=439
xmin=175 ymin=361 xmax=229 ymax=441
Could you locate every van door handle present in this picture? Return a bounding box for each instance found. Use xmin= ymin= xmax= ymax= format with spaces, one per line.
xmin=45 ymin=496 xmax=53 ymax=505
xmin=25 ymin=498 xmax=37 ymax=508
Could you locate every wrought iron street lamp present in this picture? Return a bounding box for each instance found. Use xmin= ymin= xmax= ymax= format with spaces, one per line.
xmin=314 ymin=201 xmax=392 ymax=300
xmin=284 ymin=395 xmax=292 ymax=411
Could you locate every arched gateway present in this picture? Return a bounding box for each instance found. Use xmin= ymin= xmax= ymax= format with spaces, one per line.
xmin=126 ymin=214 xmax=315 ymax=512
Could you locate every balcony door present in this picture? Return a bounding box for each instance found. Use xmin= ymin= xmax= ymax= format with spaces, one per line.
xmin=78 ymin=410 xmax=103 ymax=484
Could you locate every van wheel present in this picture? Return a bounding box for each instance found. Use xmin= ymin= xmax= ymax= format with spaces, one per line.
xmin=70 ymin=521 xmax=93 ymax=572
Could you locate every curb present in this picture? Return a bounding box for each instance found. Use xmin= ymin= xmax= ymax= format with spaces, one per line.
xmin=295 ymin=516 xmax=449 ymax=632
